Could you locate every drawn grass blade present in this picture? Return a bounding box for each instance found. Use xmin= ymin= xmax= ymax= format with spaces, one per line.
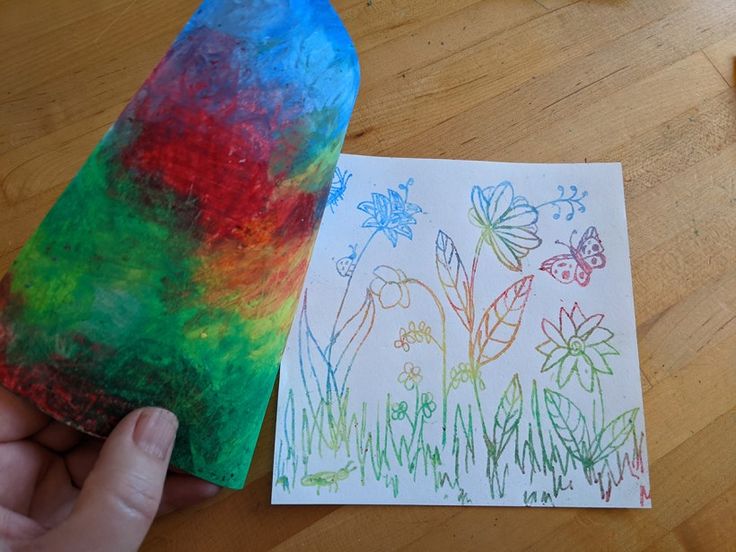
xmin=475 ymin=275 xmax=533 ymax=366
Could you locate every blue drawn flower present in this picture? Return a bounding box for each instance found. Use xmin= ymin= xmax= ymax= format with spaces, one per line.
xmin=358 ymin=179 xmax=422 ymax=247
xmin=398 ymin=361 xmax=422 ymax=390
xmin=370 ymin=266 xmax=410 ymax=309
xmin=469 ymin=182 xmax=541 ymax=272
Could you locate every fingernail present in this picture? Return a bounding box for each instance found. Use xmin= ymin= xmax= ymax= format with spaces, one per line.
xmin=133 ymin=408 xmax=178 ymax=460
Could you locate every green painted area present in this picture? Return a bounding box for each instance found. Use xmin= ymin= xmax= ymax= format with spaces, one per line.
xmin=5 ymin=141 xmax=289 ymax=486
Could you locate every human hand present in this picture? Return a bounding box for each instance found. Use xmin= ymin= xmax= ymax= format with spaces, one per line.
xmin=0 ymin=387 xmax=219 ymax=551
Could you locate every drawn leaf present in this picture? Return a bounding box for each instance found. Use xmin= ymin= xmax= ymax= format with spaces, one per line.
xmin=335 ymin=291 xmax=376 ymax=372
xmin=592 ymin=408 xmax=638 ymax=463
xmin=435 ymin=230 xmax=472 ymax=331
xmin=493 ymin=373 xmax=523 ymax=458
xmin=544 ymin=388 xmax=590 ymax=462
xmin=298 ymin=293 xmax=328 ymax=406
xmin=475 ymin=275 xmax=534 ymax=366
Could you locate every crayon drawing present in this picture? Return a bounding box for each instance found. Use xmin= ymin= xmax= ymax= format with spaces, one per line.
xmin=273 ymin=154 xmax=650 ymax=507
xmin=541 ymin=226 xmax=607 ymax=287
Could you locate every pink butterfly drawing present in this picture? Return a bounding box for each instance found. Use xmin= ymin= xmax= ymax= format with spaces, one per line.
xmin=540 ymin=226 xmax=606 ymax=287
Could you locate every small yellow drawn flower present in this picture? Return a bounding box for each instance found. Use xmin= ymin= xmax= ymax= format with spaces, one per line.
xmin=398 ymin=361 xmax=422 ymax=390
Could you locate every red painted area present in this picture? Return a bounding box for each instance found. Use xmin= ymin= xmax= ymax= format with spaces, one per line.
xmin=0 ymin=359 xmax=133 ymax=436
xmin=121 ymin=27 xmax=320 ymax=249
xmin=0 ymin=275 xmax=132 ymax=435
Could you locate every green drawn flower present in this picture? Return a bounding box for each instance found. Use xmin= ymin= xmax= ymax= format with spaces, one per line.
xmin=420 ymin=392 xmax=437 ymax=419
xmin=398 ymin=361 xmax=422 ymax=390
xmin=536 ymin=303 xmax=619 ymax=392
xmin=391 ymin=400 xmax=409 ymax=421
xmin=370 ymin=265 xmax=410 ymax=309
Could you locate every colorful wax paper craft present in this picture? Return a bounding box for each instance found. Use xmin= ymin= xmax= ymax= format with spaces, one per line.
xmin=0 ymin=0 xmax=359 ymax=489
xmin=272 ymin=154 xmax=651 ymax=507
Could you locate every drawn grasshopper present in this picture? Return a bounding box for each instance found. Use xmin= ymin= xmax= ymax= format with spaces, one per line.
xmin=301 ymin=461 xmax=356 ymax=494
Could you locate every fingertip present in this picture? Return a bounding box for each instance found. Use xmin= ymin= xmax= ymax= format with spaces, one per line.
xmin=45 ymin=407 xmax=180 ymax=551
xmin=131 ymin=408 xmax=178 ymax=462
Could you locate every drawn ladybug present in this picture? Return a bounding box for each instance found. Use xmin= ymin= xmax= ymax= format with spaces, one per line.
xmin=335 ymin=244 xmax=358 ymax=277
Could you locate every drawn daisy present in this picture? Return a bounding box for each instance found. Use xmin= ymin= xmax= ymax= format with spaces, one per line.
xmin=358 ymin=181 xmax=422 ymax=247
xmin=398 ymin=361 xmax=423 ymax=390
xmin=370 ymin=266 xmax=410 ymax=309
xmin=536 ymin=303 xmax=619 ymax=392
xmin=469 ymin=181 xmax=541 ymax=272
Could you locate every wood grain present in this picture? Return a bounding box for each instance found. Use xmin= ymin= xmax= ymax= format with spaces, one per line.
xmin=1 ymin=0 xmax=735 ymax=550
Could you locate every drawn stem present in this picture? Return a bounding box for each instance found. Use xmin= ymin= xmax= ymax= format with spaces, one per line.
xmin=471 ymin=365 xmax=495 ymax=497
xmin=467 ymin=234 xmax=483 ymax=392
xmin=405 ymin=278 xmax=448 ymax=445
xmin=594 ymin=373 xmax=605 ymax=433
xmin=427 ymin=335 xmax=444 ymax=352
xmin=468 ymin=236 xmax=484 ymax=319
xmin=326 ymin=230 xmax=378 ymax=366
xmin=466 ymin=235 xmax=490 ymax=443
xmin=471 ymin=372 xmax=489 ymax=440
xmin=410 ymin=386 xmax=420 ymax=443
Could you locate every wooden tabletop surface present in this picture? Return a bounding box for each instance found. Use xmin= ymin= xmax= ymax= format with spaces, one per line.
xmin=2 ymin=0 xmax=735 ymax=550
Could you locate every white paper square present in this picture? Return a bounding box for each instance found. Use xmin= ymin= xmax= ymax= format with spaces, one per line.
xmin=272 ymin=154 xmax=650 ymax=508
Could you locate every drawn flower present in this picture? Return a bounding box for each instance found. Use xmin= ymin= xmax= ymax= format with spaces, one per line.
xmin=398 ymin=361 xmax=423 ymax=390
xmin=391 ymin=400 xmax=409 ymax=421
xmin=394 ymin=321 xmax=432 ymax=352
xmin=370 ymin=266 xmax=410 ymax=309
xmin=358 ymin=181 xmax=422 ymax=247
xmin=420 ymin=392 xmax=437 ymax=419
xmin=449 ymin=363 xmax=472 ymax=390
xmin=469 ymin=182 xmax=541 ymax=272
xmin=536 ymin=303 xmax=619 ymax=392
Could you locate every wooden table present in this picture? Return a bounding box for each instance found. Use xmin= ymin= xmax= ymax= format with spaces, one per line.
xmin=2 ymin=0 xmax=735 ymax=550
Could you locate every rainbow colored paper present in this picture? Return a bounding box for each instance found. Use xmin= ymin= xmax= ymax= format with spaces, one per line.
xmin=0 ymin=0 xmax=359 ymax=488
